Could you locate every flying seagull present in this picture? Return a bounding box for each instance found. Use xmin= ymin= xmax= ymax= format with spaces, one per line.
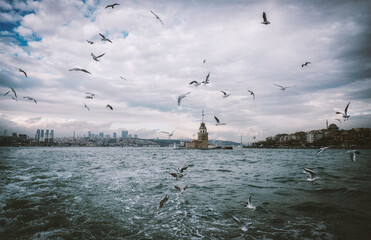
xmin=99 ymin=33 xmax=112 ymax=43
xmin=336 ymin=102 xmax=350 ymax=121
xmin=203 ymin=59 xmax=206 ymax=64
xmin=105 ymin=3 xmax=120 ymax=9
xmin=157 ymin=194 xmax=169 ymax=210
xmin=316 ymin=147 xmax=329 ymax=155
xmin=169 ymin=172 xmax=185 ymax=180
xmin=302 ymin=62 xmax=311 ymax=67
xmin=261 ymin=12 xmax=270 ymax=25
xmin=174 ymin=184 xmax=188 ymax=195
xmin=214 ymin=116 xmax=226 ymax=126
xmin=85 ymin=92 xmax=95 ymax=97
xmin=232 ymin=216 xmax=253 ymax=232
xmin=150 ymin=11 xmax=164 ymax=25
xmin=86 ymin=40 xmax=94 ymax=44
xmin=303 ymin=168 xmax=319 ymax=182
xmin=178 ymin=92 xmax=190 ymax=106
xmin=18 ymin=68 xmax=27 ymax=77
xmin=106 ymin=104 xmax=113 ymax=110
xmin=85 ymin=96 xmax=93 ymax=99
xmin=11 ymin=88 xmax=17 ymax=98
xmin=120 ymin=76 xmax=127 ymax=81
xmin=23 ymin=96 xmax=37 ymax=104
xmin=178 ymin=165 xmax=189 ymax=173
xmin=242 ymin=195 xmax=256 ymax=210
xmin=161 ymin=130 xmax=175 ymax=139
xmin=274 ymin=84 xmax=295 ymax=91
xmin=91 ymin=52 xmax=105 ymax=62
xmin=84 ymin=103 xmax=90 ymax=111
xmin=247 ymin=90 xmax=255 ymax=100
xmin=69 ymin=68 xmax=91 ymax=74
xmin=189 ymin=81 xmax=201 ymax=86
xmin=202 ymin=72 xmax=210 ymax=85
xmin=220 ymin=91 xmax=230 ymax=98
xmin=347 ymin=150 xmax=360 ymax=162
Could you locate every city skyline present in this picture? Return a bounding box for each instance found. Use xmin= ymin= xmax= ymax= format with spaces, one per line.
xmin=0 ymin=0 xmax=370 ymax=142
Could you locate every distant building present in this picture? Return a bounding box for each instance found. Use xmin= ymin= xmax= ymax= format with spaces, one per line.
xmin=35 ymin=129 xmax=40 ymax=141
xmin=186 ymin=111 xmax=209 ymax=149
xmin=99 ymin=132 xmax=104 ymax=138
xmin=45 ymin=129 xmax=49 ymax=142
xmin=113 ymin=132 xmax=117 ymax=138
xmin=41 ymin=129 xmax=44 ymax=141
xmin=306 ymin=131 xmax=323 ymax=143
xmin=134 ymin=134 xmax=138 ymax=139
xmin=121 ymin=131 xmax=128 ymax=138
xmin=88 ymin=131 xmax=92 ymax=138
xmin=50 ymin=130 xmax=54 ymax=142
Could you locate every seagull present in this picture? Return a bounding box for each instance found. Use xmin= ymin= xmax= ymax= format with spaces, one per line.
xmin=84 ymin=103 xmax=90 ymax=111
xmin=86 ymin=40 xmax=94 ymax=44
xmin=11 ymin=88 xmax=17 ymax=98
xmin=106 ymin=104 xmax=113 ymax=110
xmin=174 ymin=184 xmax=188 ymax=195
xmin=169 ymin=172 xmax=185 ymax=180
xmin=23 ymin=96 xmax=37 ymax=104
xmin=161 ymin=130 xmax=175 ymax=139
xmin=232 ymin=216 xmax=253 ymax=232
xmin=214 ymin=116 xmax=226 ymax=126
xmin=316 ymin=147 xmax=329 ymax=155
xmin=261 ymin=12 xmax=270 ymax=25
xmin=150 ymin=11 xmax=164 ymax=25
xmin=178 ymin=165 xmax=189 ymax=173
xmin=99 ymin=33 xmax=112 ymax=43
xmin=247 ymin=90 xmax=255 ymax=100
xmin=178 ymin=92 xmax=190 ymax=106
xmin=85 ymin=96 xmax=93 ymax=99
xmin=120 ymin=76 xmax=127 ymax=81
xmin=105 ymin=3 xmax=120 ymax=9
xmin=203 ymin=59 xmax=206 ymax=64
xmin=336 ymin=102 xmax=350 ymax=121
xmin=157 ymin=194 xmax=169 ymax=210
xmin=242 ymin=196 xmax=256 ymax=210
xmin=335 ymin=118 xmax=342 ymax=124
xmin=202 ymin=72 xmax=210 ymax=85
xmin=274 ymin=84 xmax=295 ymax=91
xmin=302 ymin=62 xmax=311 ymax=67
xmin=220 ymin=91 xmax=230 ymax=98
xmin=303 ymin=168 xmax=319 ymax=182
xmin=69 ymin=68 xmax=91 ymax=74
xmin=347 ymin=150 xmax=360 ymax=162
xmin=189 ymin=81 xmax=201 ymax=86
xmin=91 ymin=52 xmax=105 ymax=62
xmin=18 ymin=68 xmax=27 ymax=77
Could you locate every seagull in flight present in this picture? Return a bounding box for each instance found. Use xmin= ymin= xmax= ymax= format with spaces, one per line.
xmin=178 ymin=92 xmax=190 ymax=106
xmin=23 ymin=96 xmax=37 ymax=104
xmin=202 ymin=72 xmax=210 ymax=85
xmin=174 ymin=184 xmax=189 ymax=195
xmin=220 ymin=91 xmax=230 ymax=98
xmin=347 ymin=150 xmax=360 ymax=162
xmin=214 ymin=116 xmax=226 ymax=126
xmin=86 ymin=40 xmax=94 ymax=44
xmin=106 ymin=104 xmax=113 ymax=110
xmin=120 ymin=76 xmax=127 ymax=81
xmin=99 ymin=33 xmax=112 ymax=43
xmin=85 ymin=96 xmax=93 ymax=99
xmin=157 ymin=194 xmax=169 ymax=210
xmin=161 ymin=130 xmax=175 ymax=139
xmin=84 ymin=103 xmax=90 ymax=111
xmin=85 ymin=92 xmax=96 ymax=97
xmin=242 ymin=196 xmax=256 ymax=210
xmin=336 ymin=102 xmax=350 ymax=121
xmin=178 ymin=165 xmax=189 ymax=173
xmin=150 ymin=11 xmax=164 ymax=25
xmin=274 ymin=84 xmax=295 ymax=91
xmin=302 ymin=62 xmax=311 ymax=67
xmin=169 ymin=172 xmax=185 ymax=180
xmin=247 ymin=90 xmax=255 ymax=100
xmin=69 ymin=68 xmax=91 ymax=74
xmin=18 ymin=68 xmax=27 ymax=77
xmin=105 ymin=3 xmax=120 ymax=9
xmin=189 ymin=81 xmax=201 ymax=87
xmin=316 ymin=147 xmax=329 ymax=155
xmin=232 ymin=216 xmax=253 ymax=232
xmin=91 ymin=52 xmax=105 ymax=62
xmin=303 ymin=168 xmax=319 ymax=182
xmin=261 ymin=12 xmax=270 ymax=25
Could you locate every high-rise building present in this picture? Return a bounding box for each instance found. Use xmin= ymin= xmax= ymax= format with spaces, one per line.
xmin=35 ymin=129 xmax=40 ymax=141
xmin=41 ymin=129 xmax=44 ymax=141
xmin=45 ymin=129 xmax=49 ymax=142
xmin=99 ymin=132 xmax=104 ymax=138
xmin=73 ymin=131 xmax=75 ymax=139
xmin=121 ymin=131 xmax=128 ymax=138
xmin=50 ymin=130 xmax=54 ymax=140
xmin=88 ymin=131 xmax=92 ymax=138
xmin=113 ymin=132 xmax=117 ymax=138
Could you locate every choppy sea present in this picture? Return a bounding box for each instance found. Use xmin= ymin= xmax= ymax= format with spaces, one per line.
xmin=0 ymin=147 xmax=370 ymax=240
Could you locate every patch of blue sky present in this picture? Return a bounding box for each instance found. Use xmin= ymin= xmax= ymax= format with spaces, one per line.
xmin=15 ymin=32 xmax=42 ymax=46
xmin=122 ymin=31 xmax=129 ymax=38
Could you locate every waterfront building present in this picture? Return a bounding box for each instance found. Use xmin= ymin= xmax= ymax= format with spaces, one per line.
xmin=50 ymin=130 xmax=54 ymax=142
xmin=45 ymin=129 xmax=49 ymax=142
xmin=121 ymin=131 xmax=128 ymax=138
xmin=35 ymin=129 xmax=40 ymax=141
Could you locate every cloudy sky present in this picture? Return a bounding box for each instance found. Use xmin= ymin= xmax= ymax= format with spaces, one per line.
xmin=0 ymin=0 xmax=370 ymax=142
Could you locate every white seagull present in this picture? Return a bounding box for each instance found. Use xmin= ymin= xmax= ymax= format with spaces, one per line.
xmin=161 ymin=130 xmax=175 ymax=139
xmin=150 ymin=11 xmax=164 ymax=25
xmin=274 ymin=83 xmax=295 ymax=91
xmin=99 ymin=33 xmax=112 ymax=43
xmin=91 ymin=52 xmax=105 ymax=62
xmin=243 ymin=196 xmax=256 ymax=210
xmin=69 ymin=68 xmax=91 ymax=74
xmin=316 ymin=147 xmax=329 ymax=155
xmin=303 ymin=168 xmax=319 ymax=182
xmin=261 ymin=12 xmax=270 ymax=25
xmin=220 ymin=91 xmax=230 ymax=98
xmin=336 ymin=102 xmax=350 ymax=121
xmin=232 ymin=216 xmax=253 ymax=232
xmin=347 ymin=150 xmax=360 ymax=162
xmin=178 ymin=92 xmax=190 ymax=106
xmin=214 ymin=116 xmax=226 ymax=126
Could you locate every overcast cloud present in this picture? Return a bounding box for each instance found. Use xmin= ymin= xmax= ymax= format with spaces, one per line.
xmin=0 ymin=0 xmax=370 ymax=142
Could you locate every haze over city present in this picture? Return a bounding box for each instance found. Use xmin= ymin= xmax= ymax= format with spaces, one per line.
xmin=1 ymin=0 xmax=370 ymax=142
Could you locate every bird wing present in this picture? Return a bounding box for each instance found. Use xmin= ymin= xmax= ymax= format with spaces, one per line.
xmin=344 ymin=102 xmax=350 ymax=115
xmin=214 ymin=116 xmax=220 ymax=123
xmin=336 ymin=112 xmax=343 ymax=115
xmin=4 ymin=91 xmax=10 ymax=96
xmin=205 ymin=72 xmax=210 ymax=82
xmin=11 ymin=88 xmax=17 ymax=98
xmin=274 ymin=84 xmax=283 ymax=89
xmin=189 ymin=81 xmax=197 ymax=85
xmin=150 ymin=11 xmax=158 ymax=18
xmin=174 ymin=185 xmax=181 ymax=192
xmin=177 ymin=96 xmax=182 ymax=105
xmin=232 ymin=216 xmax=241 ymax=225
xmin=248 ymin=196 xmax=252 ymax=205
xmin=263 ymin=12 xmax=267 ymax=22
xmin=20 ymin=69 xmax=27 ymax=77
xmin=220 ymin=91 xmax=226 ymax=95
xmin=99 ymin=33 xmax=105 ymax=39
xmin=161 ymin=131 xmax=170 ymax=135
xmin=81 ymin=69 xmax=91 ymax=74
xmin=304 ymin=168 xmax=315 ymax=178
xmin=33 ymin=98 xmax=37 ymax=104
xmin=96 ymin=53 xmax=105 ymax=58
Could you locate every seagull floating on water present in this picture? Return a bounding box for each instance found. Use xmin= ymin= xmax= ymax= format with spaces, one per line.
xmin=69 ymin=68 xmax=91 ymax=74
xmin=316 ymin=147 xmax=329 ymax=155
xmin=18 ymin=68 xmax=27 ymax=77
xmin=247 ymin=90 xmax=255 ymax=100
xmin=150 ymin=11 xmax=164 ymax=25
xmin=23 ymin=96 xmax=37 ymax=104
xmin=84 ymin=103 xmax=90 ymax=111
xmin=161 ymin=130 xmax=175 ymax=139
xmin=157 ymin=194 xmax=169 ymax=210
xmin=220 ymin=91 xmax=230 ymax=98
xmin=232 ymin=216 xmax=253 ymax=232
xmin=214 ymin=116 xmax=226 ymax=126
xmin=274 ymin=84 xmax=295 ymax=91
xmin=302 ymin=62 xmax=311 ymax=67
xmin=105 ymin=3 xmax=120 ymax=9
xmin=91 ymin=52 xmax=105 ymax=62
xmin=303 ymin=168 xmax=319 ymax=182
xmin=189 ymin=81 xmax=201 ymax=87
xmin=106 ymin=104 xmax=113 ymax=110
xmin=261 ymin=12 xmax=270 ymax=25
xmin=178 ymin=92 xmax=190 ymax=106
xmin=243 ymin=196 xmax=256 ymax=210
xmin=99 ymin=33 xmax=112 ymax=43
xmin=336 ymin=102 xmax=350 ymax=121
xmin=347 ymin=150 xmax=360 ymax=162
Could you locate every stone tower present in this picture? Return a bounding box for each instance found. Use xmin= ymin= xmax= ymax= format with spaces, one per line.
xmin=197 ymin=110 xmax=208 ymax=148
